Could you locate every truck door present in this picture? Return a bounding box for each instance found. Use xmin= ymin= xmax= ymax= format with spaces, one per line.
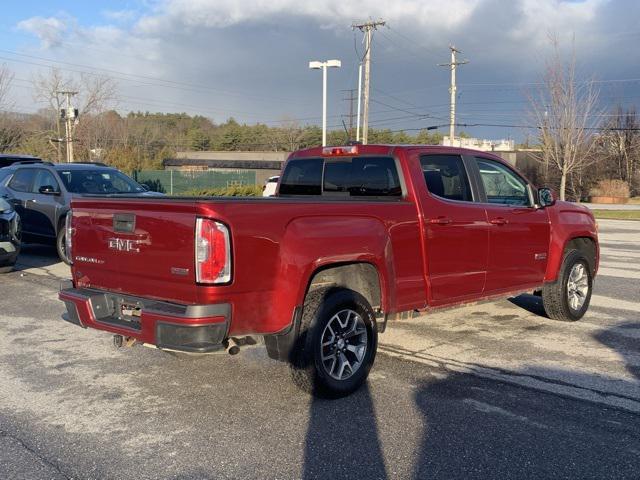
xmin=418 ymin=153 xmax=489 ymax=304
xmin=472 ymin=156 xmax=550 ymax=291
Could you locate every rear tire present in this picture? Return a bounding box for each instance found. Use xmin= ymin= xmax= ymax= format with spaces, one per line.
xmin=542 ymin=249 xmax=593 ymax=322
xmin=289 ymin=287 xmax=378 ymax=398
xmin=56 ymin=227 xmax=71 ymax=265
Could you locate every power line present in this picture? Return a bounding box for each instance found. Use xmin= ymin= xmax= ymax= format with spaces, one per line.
xmin=0 ymin=49 xmax=304 ymax=105
xmin=383 ymin=27 xmax=442 ymax=60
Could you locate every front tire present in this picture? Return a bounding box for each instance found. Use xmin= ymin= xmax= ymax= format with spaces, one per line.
xmin=290 ymin=287 xmax=378 ymax=398
xmin=0 ymin=264 xmax=14 ymax=274
xmin=542 ymin=249 xmax=593 ymax=322
xmin=56 ymin=227 xmax=71 ymax=265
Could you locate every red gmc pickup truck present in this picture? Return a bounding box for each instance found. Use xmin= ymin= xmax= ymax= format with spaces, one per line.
xmin=59 ymin=145 xmax=599 ymax=397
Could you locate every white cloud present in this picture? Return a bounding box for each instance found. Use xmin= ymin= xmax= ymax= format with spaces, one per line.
xmin=16 ymin=16 xmax=70 ymax=48
xmin=102 ymin=9 xmax=138 ymax=23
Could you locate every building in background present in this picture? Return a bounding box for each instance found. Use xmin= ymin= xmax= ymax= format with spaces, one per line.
xmin=164 ymin=151 xmax=287 ymax=185
xmin=442 ymin=136 xmax=515 ymax=151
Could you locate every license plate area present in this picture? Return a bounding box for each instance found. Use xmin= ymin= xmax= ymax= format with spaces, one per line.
xmin=90 ymin=294 xmax=142 ymax=331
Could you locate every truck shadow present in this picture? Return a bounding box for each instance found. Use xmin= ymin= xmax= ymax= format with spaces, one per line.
xmin=300 ymin=321 xmax=640 ymax=480
xmin=507 ymin=293 xmax=548 ymax=318
xmin=594 ymin=321 xmax=640 ymax=382
xmin=303 ymin=383 xmax=387 ymax=480
xmin=410 ymin=321 xmax=640 ymax=478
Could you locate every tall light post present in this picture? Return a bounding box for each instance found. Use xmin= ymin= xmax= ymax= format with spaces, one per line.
xmin=309 ymin=59 xmax=341 ymax=146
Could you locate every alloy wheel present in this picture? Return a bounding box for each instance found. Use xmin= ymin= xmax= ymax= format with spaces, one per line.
xmin=567 ymin=262 xmax=589 ymax=312
xmin=320 ymin=309 xmax=368 ymax=381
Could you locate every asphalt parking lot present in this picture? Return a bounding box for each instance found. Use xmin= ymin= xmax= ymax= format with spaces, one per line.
xmin=1 ymin=219 xmax=639 ymax=479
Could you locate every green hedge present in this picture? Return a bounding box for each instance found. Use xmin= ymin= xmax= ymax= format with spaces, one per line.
xmin=182 ymin=185 xmax=264 ymax=197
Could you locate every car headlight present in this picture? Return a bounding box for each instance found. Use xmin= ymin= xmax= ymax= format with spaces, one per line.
xmin=0 ymin=198 xmax=12 ymax=214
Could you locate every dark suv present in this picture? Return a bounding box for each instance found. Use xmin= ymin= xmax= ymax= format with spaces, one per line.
xmin=0 ymin=161 xmax=161 ymax=264
xmin=0 ymin=154 xmax=42 ymax=168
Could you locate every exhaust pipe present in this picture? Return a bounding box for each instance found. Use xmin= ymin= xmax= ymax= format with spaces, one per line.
xmin=225 ymin=336 xmax=257 ymax=355
xmin=113 ymin=335 xmax=137 ymax=348
xmin=226 ymin=337 xmax=240 ymax=355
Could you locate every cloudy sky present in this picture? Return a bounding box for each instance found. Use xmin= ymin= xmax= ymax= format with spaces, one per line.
xmin=2 ymin=0 xmax=640 ymax=140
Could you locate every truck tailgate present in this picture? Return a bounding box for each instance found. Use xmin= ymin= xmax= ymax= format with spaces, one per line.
xmin=70 ymin=198 xmax=199 ymax=304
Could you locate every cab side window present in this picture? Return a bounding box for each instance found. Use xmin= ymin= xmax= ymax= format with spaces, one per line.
xmin=420 ymin=154 xmax=472 ymax=202
xmin=475 ymin=157 xmax=530 ymax=206
xmin=8 ymin=169 xmax=36 ymax=193
xmin=32 ymin=169 xmax=60 ymax=194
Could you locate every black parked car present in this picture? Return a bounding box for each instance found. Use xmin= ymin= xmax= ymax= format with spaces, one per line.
xmin=0 ymin=197 xmax=21 ymax=273
xmin=0 ymin=161 xmax=162 ymax=265
xmin=0 ymin=153 xmax=42 ymax=168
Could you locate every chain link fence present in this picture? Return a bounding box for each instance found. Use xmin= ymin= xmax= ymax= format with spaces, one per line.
xmin=134 ymin=169 xmax=257 ymax=195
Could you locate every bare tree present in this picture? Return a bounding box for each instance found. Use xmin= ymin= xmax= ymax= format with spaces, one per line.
xmin=32 ymin=68 xmax=73 ymax=161
xmin=32 ymin=68 xmax=118 ymax=162
xmin=600 ymin=105 xmax=640 ymax=195
xmin=529 ymin=36 xmax=600 ymax=200
xmin=278 ymin=117 xmax=305 ymax=151
xmin=0 ymin=64 xmax=24 ymax=152
xmin=0 ymin=63 xmax=14 ymax=110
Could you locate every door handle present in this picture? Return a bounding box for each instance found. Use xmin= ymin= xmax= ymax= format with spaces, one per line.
xmin=489 ymin=217 xmax=508 ymax=225
xmin=429 ymin=217 xmax=452 ymax=225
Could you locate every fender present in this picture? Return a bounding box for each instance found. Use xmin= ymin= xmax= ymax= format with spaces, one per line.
xmin=269 ymin=215 xmax=394 ymax=332
xmin=544 ymin=202 xmax=599 ymax=282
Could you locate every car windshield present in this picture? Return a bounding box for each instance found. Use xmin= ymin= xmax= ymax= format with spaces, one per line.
xmin=58 ymin=169 xmax=145 ymax=194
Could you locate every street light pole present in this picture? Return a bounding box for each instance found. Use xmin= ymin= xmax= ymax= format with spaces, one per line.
xmin=322 ymin=64 xmax=327 ymax=147
xmin=309 ymin=59 xmax=341 ymax=147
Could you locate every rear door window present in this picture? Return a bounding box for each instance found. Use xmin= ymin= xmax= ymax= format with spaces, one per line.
xmin=420 ymin=154 xmax=472 ymax=202
xmin=8 ymin=169 xmax=36 ymax=193
xmin=279 ymin=158 xmax=323 ymax=195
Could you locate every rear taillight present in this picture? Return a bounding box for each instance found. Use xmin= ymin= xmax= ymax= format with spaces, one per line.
xmin=65 ymin=210 xmax=73 ymax=264
xmin=195 ymin=218 xmax=231 ymax=284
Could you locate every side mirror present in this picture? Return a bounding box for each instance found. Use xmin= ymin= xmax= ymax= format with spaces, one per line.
xmin=140 ymin=183 xmax=150 ymax=192
xmin=38 ymin=185 xmax=60 ymax=195
xmin=538 ymin=187 xmax=555 ymax=207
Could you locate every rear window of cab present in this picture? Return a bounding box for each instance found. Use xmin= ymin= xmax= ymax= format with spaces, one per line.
xmin=279 ymin=157 xmax=402 ymax=198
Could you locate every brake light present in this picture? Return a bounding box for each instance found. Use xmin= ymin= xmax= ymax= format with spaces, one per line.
xmin=195 ymin=218 xmax=231 ymax=284
xmin=65 ymin=210 xmax=73 ymax=265
xmin=322 ymin=145 xmax=358 ymax=156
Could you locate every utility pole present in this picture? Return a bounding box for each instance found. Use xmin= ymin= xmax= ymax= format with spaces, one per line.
xmin=341 ymin=89 xmax=357 ymax=138
xmin=438 ymin=46 xmax=468 ymax=147
xmin=353 ymin=19 xmax=385 ymax=145
xmin=356 ymin=63 xmax=363 ymax=141
xmin=58 ymin=91 xmax=79 ymax=162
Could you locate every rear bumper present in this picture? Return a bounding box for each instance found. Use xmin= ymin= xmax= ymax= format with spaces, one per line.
xmin=59 ymin=284 xmax=230 ymax=353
